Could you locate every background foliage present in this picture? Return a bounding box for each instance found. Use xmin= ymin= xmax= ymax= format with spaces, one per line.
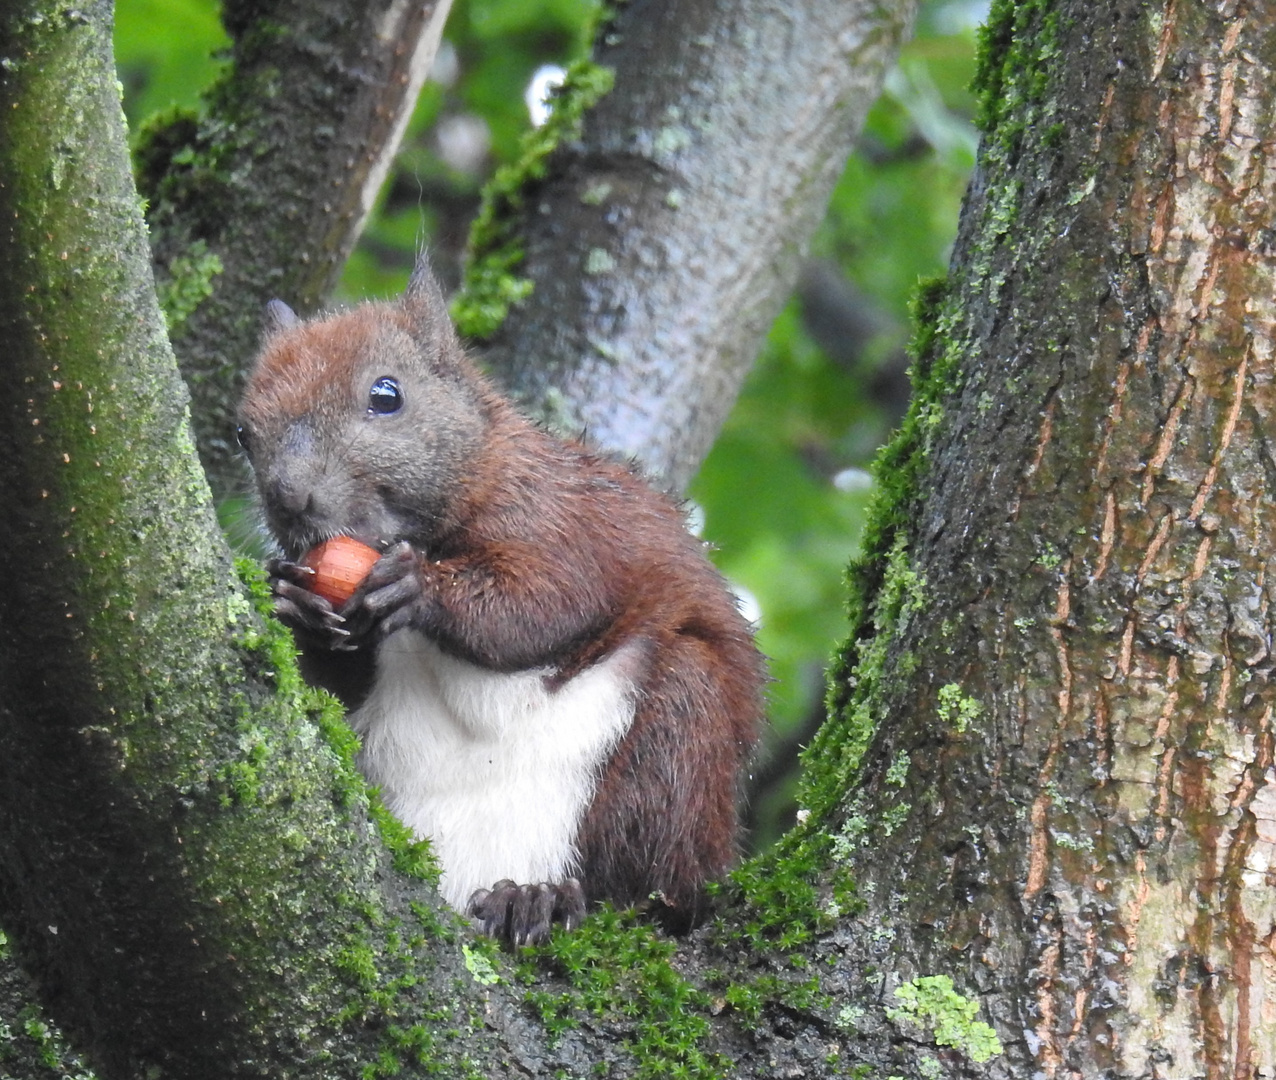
xmin=116 ymin=0 xmax=984 ymax=846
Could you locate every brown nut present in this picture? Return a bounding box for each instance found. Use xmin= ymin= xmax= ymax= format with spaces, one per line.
xmin=301 ymin=537 xmax=381 ymax=607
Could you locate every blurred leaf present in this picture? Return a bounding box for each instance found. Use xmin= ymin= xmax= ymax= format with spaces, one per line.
xmin=115 ymin=0 xmax=228 ymax=130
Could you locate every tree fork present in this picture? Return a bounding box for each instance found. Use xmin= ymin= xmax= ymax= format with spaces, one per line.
xmin=474 ymin=0 xmax=919 ymax=492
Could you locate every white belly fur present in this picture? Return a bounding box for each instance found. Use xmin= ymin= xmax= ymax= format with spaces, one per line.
xmin=351 ymin=629 xmax=638 ymax=910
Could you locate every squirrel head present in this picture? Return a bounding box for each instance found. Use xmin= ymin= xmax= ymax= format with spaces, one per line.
xmin=237 ymin=263 xmax=490 ymax=558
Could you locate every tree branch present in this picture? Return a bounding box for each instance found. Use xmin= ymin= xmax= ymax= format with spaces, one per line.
xmin=142 ymin=0 xmax=453 ymax=494
xmin=477 ymin=0 xmax=918 ymax=491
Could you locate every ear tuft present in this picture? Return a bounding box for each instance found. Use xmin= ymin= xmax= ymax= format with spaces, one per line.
xmin=405 ymin=255 xmax=445 ymax=308
xmin=403 ymin=253 xmax=453 ymax=342
xmin=263 ymin=299 xmax=300 ymax=338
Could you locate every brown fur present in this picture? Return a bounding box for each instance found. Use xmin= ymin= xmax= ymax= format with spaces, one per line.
xmin=238 ymin=265 xmax=766 ymax=927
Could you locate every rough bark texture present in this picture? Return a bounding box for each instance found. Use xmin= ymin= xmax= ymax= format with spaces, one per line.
xmin=477 ymin=0 xmax=917 ymax=492
xmin=814 ymin=1 xmax=1276 ymax=1075
xmin=142 ymin=0 xmax=452 ymax=493
xmin=14 ymin=0 xmax=1276 ymax=1077
xmin=0 ymin=6 xmax=489 ymax=1077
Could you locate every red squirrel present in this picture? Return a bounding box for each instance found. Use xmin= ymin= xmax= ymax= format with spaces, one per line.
xmin=236 ymin=263 xmax=765 ymax=944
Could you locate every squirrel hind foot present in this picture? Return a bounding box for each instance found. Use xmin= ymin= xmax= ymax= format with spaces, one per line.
xmin=466 ymin=877 xmax=586 ymax=947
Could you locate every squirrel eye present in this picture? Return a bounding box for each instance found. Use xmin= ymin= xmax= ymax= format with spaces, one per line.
xmin=368 ymin=376 xmax=404 ymax=415
xmin=235 ymin=424 xmax=253 ymax=455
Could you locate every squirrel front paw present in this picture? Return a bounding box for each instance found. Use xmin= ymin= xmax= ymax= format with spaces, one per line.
xmin=267 ymin=558 xmax=353 ymax=650
xmin=467 ymin=878 xmax=587 ymax=947
xmin=339 ymin=540 xmax=427 ymax=640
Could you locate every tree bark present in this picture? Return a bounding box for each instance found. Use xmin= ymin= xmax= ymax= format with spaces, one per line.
xmin=813 ymin=0 xmax=1276 ymax=1074
xmin=142 ymin=0 xmax=452 ymax=493
xmin=0 ymin=6 xmax=491 ymax=1077
xmin=476 ymin=0 xmax=917 ymax=492
xmin=13 ymin=0 xmax=1276 ymax=1078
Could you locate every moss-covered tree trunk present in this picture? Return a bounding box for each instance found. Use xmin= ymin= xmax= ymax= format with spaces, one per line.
xmin=0 ymin=5 xmax=494 ymax=1077
xmin=12 ymin=0 xmax=1274 ymax=1077
xmin=807 ymin=0 xmax=1276 ymax=1074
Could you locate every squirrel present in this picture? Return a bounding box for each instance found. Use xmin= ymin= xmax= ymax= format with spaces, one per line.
xmin=236 ymin=262 xmax=766 ymax=945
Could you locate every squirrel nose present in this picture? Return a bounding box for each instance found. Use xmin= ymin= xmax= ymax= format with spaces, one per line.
xmin=267 ymin=474 xmax=316 ymax=518
xmin=262 ymin=421 xmax=327 ymax=522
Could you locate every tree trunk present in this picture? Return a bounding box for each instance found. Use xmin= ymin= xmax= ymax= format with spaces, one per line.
xmin=812 ymin=0 xmax=1276 ymax=1074
xmin=0 ymin=6 xmax=492 ymax=1077
xmin=474 ymin=0 xmax=917 ymax=493
xmin=10 ymin=0 xmax=1274 ymax=1078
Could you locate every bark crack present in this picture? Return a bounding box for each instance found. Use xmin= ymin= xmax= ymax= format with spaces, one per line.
xmin=1137 ymin=510 xmax=1175 ymax=584
xmin=1094 ymin=345 xmax=1132 ymax=493
xmin=1094 ymin=489 xmax=1118 ymax=582
xmin=1025 ymin=565 xmax=1075 ymax=902
xmin=1141 ymin=376 xmax=1195 ymax=508
xmin=1152 ymin=0 xmax=1180 ymax=83
xmin=1188 ymin=342 xmax=1248 ymax=521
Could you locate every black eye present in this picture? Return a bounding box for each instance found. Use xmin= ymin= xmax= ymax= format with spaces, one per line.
xmin=236 ymin=424 xmax=253 ymax=455
xmin=368 ymin=376 xmax=404 ymax=415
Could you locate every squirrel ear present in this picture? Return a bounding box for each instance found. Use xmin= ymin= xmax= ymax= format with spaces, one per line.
xmin=404 ymin=254 xmax=446 ymax=311
xmin=263 ymin=299 xmax=300 ymax=338
xmin=403 ymin=253 xmax=455 ymax=343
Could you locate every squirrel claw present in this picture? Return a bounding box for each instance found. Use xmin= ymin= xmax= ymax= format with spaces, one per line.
xmin=467 ymin=878 xmax=586 ymax=947
xmin=267 ymin=557 xmax=316 ymax=584
xmin=269 ymin=570 xmax=354 ymax=649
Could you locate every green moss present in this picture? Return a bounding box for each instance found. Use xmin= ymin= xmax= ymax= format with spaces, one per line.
xmin=358 ymin=1016 xmax=466 ymax=1080
xmin=234 ymin=559 xmax=440 ymax=881
xmin=336 ymin=940 xmax=381 ymax=991
xmin=132 ymin=104 xmax=202 ymax=195
xmin=803 ymin=8 xmax=1068 ymax=797
xmin=229 ymin=563 xmax=478 ymax=1073
xmin=452 ymin=59 xmax=615 ymax=338
xmin=794 ymin=269 xmax=969 ymax=833
xmin=156 ymin=238 xmax=223 ymax=331
xmin=368 ymin=796 xmax=442 ymax=885
xmin=229 ymin=558 xmax=372 ymax=813
xmin=971 ymin=0 xmax=1062 ymax=154
xmin=713 ymin=969 xmax=822 ymax=1032
xmin=713 ymin=270 xmax=964 ymax=1007
xmin=885 ymin=975 xmax=1003 ymax=1064
xmin=730 ymin=825 xmax=860 ymax=951
xmin=809 ymin=528 xmax=927 ymax=820
xmin=524 ymin=908 xmax=725 ymax=1079
xmin=721 ymin=981 xmax=762 ymax=1024
xmin=310 ymin=687 xmax=365 ymax=808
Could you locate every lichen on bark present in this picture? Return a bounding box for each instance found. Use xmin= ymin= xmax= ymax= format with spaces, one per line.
xmin=797 ymin=1 xmax=1276 ymax=1075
